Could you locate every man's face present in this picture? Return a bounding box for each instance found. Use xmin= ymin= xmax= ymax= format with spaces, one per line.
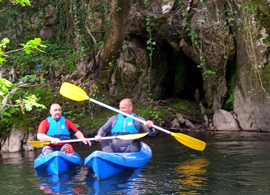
xmin=50 ymin=104 xmax=62 ymax=120
xmin=119 ymin=100 xmax=133 ymax=115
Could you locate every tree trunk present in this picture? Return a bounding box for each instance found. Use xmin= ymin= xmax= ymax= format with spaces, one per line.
xmin=99 ymin=0 xmax=130 ymax=70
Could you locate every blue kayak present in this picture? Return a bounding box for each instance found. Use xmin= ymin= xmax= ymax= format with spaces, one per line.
xmin=84 ymin=142 xmax=152 ymax=179
xmin=34 ymin=151 xmax=82 ymax=174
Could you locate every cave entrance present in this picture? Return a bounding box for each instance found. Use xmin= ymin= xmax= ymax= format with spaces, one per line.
xmin=157 ymin=40 xmax=204 ymax=101
xmin=172 ymin=52 xmax=204 ymax=101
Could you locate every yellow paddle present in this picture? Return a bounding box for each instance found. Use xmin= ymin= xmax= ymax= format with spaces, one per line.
xmin=28 ymin=133 xmax=149 ymax=148
xmin=59 ymin=82 xmax=206 ymax=151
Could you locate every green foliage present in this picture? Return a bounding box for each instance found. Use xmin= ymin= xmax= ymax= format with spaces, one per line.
xmin=197 ymin=56 xmax=205 ymax=68
xmin=143 ymin=0 xmax=160 ymax=119
xmin=20 ymin=75 xmax=46 ymax=84
xmin=150 ymin=103 xmax=163 ymax=120
xmin=224 ymin=93 xmax=234 ymax=110
xmin=0 ymin=1 xmax=57 ymax=133
xmin=263 ymin=37 xmax=269 ymax=45
xmin=0 ymin=76 xmax=49 ymax=133
xmin=88 ymin=87 xmax=105 ymax=111
xmin=205 ymin=108 xmax=214 ymax=115
xmin=177 ymin=0 xmax=184 ymax=9
xmin=223 ymin=60 xmax=236 ymax=111
xmin=0 ymin=77 xmax=13 ymax=98
xmin=5 ymin=0 xmax=32 ymax=6
xmin=20 ymin=38 xmax=47 ymax=54
xmin=0 ymin=38 xmax=10 ymax=48
xmin=8 ymin=39 xmax=77 ymax=74
xmin=0 ymin=38 xmax=47 ymax=66
xmin=0 ymin=106 xmax=20 ymax=132
xmin=0 ymin=7 xmax=19 ymax=31
xmin=181 ymin=2 xmax=217 ymax=77
xmin=41 ymin=40 xmax=77 ymax=71
xmin=144 ymin=0 xmax=155 ymax=59
xmin=139 ymin=104 xmax=162 ymax=121
xmin=15 ymin=94 xmax=46 ymax=112
xmin=94 ymin=40 xmax=103 ymax=51
xmin=235 ymin=0 xmax=270 ymax=98
xmin=203 ymin=69 xmax=216 ymax=76
xmin=0 ymin=38 xmax=10 ymax=64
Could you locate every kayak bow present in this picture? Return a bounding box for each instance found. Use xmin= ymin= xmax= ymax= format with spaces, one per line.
xmin=84 ymin=142 xmax=152 ymax=179
xmin=34 ymin=151 xmax=82 ymax=174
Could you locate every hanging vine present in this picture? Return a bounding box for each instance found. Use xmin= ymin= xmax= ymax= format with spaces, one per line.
xmin=143 ymin=0 xmax=162 ymax=120
xmin=178 ymin=0 xmax=216 ymax=79
xmin=144 ymin=0 xmax=154 ymax=102
xmin=235 ymin=0 xmax=269 ymax=98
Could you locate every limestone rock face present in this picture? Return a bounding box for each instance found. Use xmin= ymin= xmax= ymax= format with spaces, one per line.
xmin=1 ymin=125 xmax=25 ymax=152
xmin=126 ymin=0 xmax=236 ymax=110
xmin=176 ymin=113 xmax=186 ymax=124
xmin=231 ymin=4 xmax=270 ymax=130
xmin=0 ymin=3 xmax=57 ymax=40
xmin=0 ymin=125 xmax=36 ymax=152
xmin=170 ymin=118 xmax=180 ymax=129
xmin=124 ymin=0 xmax=270 ymax=131
xmin=234 ymin=86 xmax=270 ymax=131
xmin=118 ymin=37 xmax=174 ymax=102
xmin=213 ymin=109 xmax=240 ymax=131
xmin=22 ymin=132 xmax=36 ymax=151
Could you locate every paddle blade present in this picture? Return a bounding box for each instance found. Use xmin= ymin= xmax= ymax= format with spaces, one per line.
xmin=60 ymin=82 xmax=89 ymax=101
xmin=171 ymin=132 xmax=206 ymax=151
xmin=27 ymin=141 xmax=51 ymax=148
xmin=116 ymin=133 xmax=149 ymax=140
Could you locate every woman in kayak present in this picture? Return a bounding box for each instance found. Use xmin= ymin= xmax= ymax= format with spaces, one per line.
xmin=37 ymin=103 xmax=91 ymax=155
xmin=95 ymin=98 xmax=156 ymax=153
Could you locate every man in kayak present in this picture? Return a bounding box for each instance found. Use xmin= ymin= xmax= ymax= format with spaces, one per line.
xmin=95 ymin=98 xmax=156 ymax=153
xmin=37 ymin=103 xmax=91 ymax=155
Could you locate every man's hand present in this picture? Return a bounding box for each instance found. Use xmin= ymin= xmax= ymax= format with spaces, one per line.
xmin=74 ymin=131 xmax=91 ymax=146
xmin=50 ymin=137 xmax=60 ymax=144
xmin=95 ymin=135 xmax=102 ymax=142
xmin=83 ymin=140 xmax=91 ymax=146
xmin=145 ymin=120 xmax=153 ymax=128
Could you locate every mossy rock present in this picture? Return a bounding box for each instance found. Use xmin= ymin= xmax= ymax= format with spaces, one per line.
xmin=77 ymin=117 xmax=109 ymax=135
xmin=168 ymin=99 xmax=203 ymax=118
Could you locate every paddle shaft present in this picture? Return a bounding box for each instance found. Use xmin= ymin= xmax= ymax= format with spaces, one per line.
xmin=50 ymin=135 xmax=121 ymax=144
xmin=89 ymin=98 xmax=172 ymax=134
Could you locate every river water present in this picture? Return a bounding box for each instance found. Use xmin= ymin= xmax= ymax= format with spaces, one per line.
xmin=0 ymin=131 xmax=270 ymax=195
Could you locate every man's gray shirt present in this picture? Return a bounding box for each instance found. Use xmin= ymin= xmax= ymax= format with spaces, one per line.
xmin=97 ymin=115 xmax=156 ymax=147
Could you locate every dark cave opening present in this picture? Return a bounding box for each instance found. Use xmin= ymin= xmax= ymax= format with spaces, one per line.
xmin=173 ymin=52 xmax=204 ymax=101
xmin=159 ymin=40 xmax=204 ymax=101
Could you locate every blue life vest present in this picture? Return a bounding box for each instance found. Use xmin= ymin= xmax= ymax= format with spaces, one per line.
xmin=111 ymin=113 xmax=139 ymax=134
xmin=46 ymin=116 xmax=70 ymax=140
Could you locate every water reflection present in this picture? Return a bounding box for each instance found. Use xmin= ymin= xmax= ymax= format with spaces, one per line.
xmin=35 ymin=168 xmax=87 ymax=194
xmin=0 ymin=150 xmax=38 ymax=166
xmin=85 ymin=168 xmax=145 ymax=195
xmin=174 ymin=158 xmax=210 ymax=194
xmin=2 ymin=133 xmax=270 ymax=194
xmin=1 ymin=152 xmax=24 ymax=165
xmin=34 ymin=166 xmax=147 ymax=194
